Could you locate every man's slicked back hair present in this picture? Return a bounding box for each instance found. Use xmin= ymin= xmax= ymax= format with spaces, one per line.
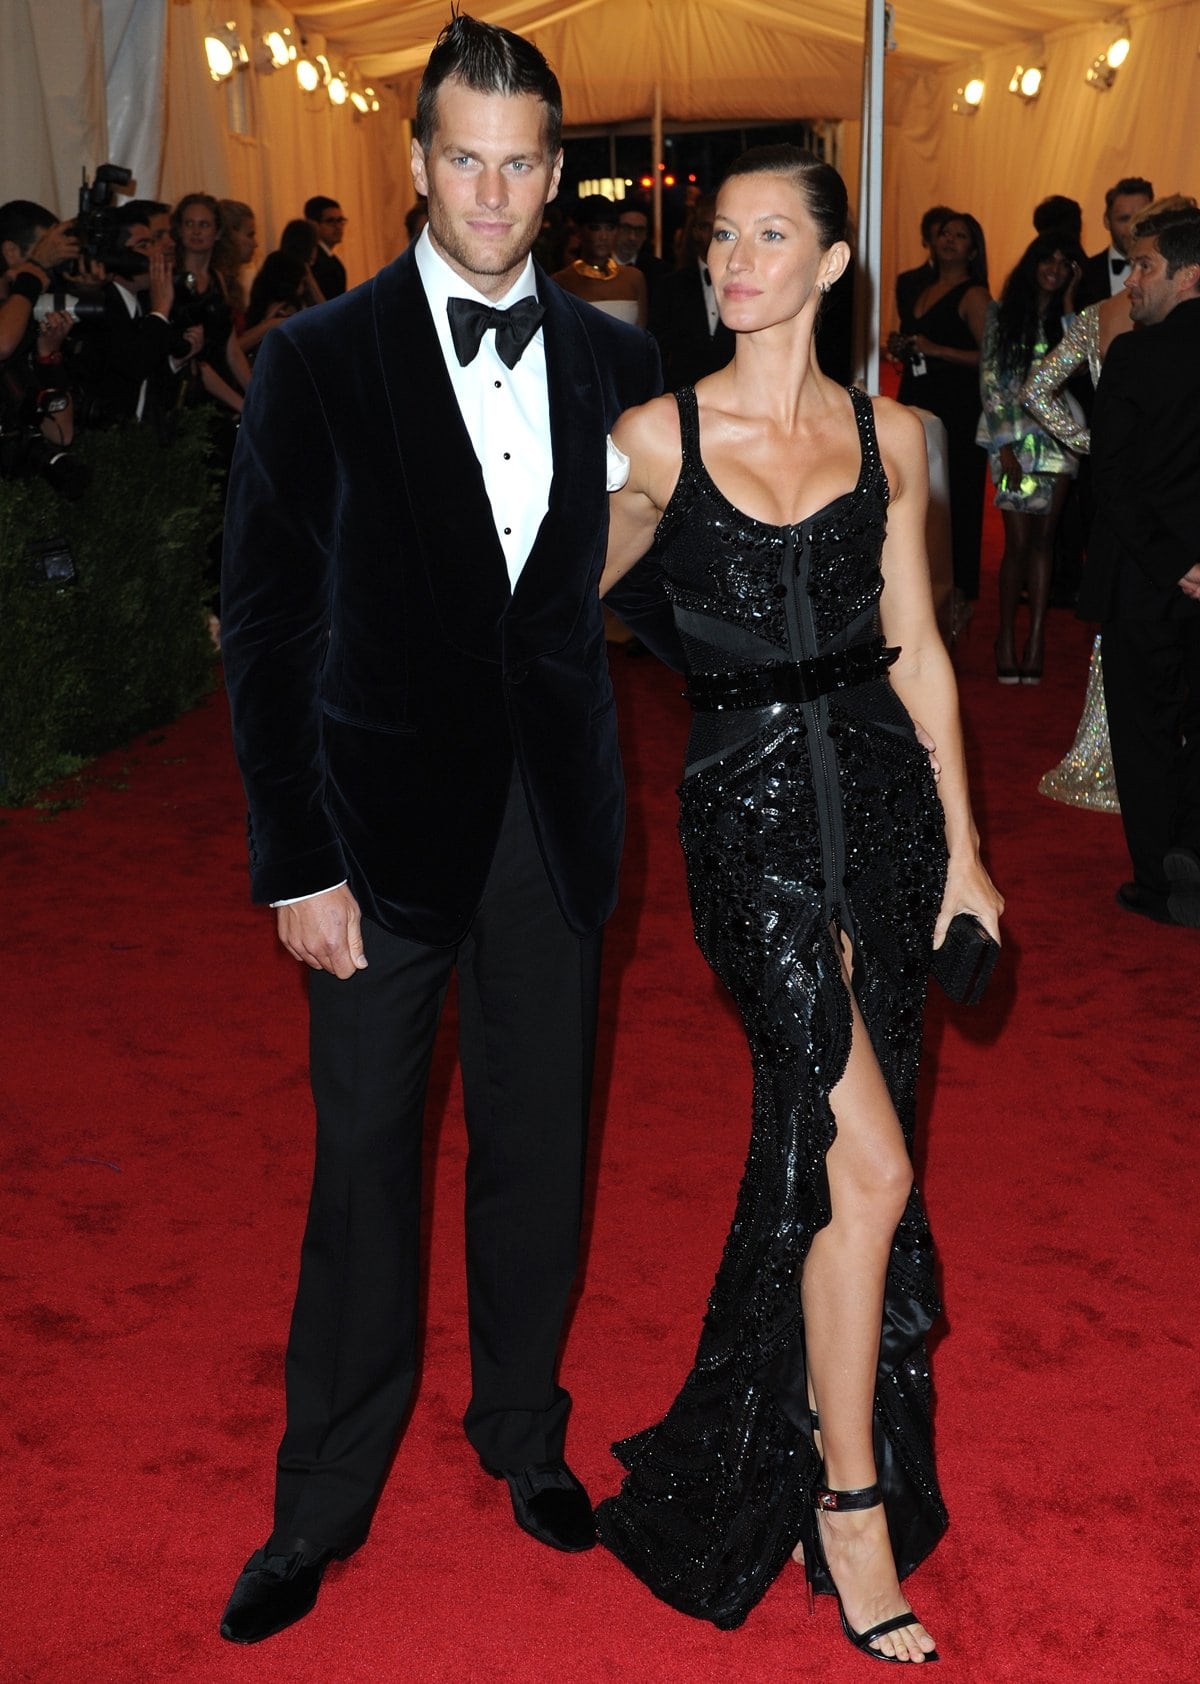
xmin=416 ymin=13 xmax=562 ymax=157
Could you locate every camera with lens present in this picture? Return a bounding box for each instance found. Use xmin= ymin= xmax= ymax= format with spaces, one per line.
xmin=47 ymin=163 xmax=147 ymax=289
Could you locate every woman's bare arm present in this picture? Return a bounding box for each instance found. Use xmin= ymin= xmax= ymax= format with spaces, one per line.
xmin=598 ymin=395 xmax=681 ymax=596
xmin=874 ymin=398 xmax=1004 ymax=945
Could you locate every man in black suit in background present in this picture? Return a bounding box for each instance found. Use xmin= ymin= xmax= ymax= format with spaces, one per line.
xmin=649 ymin=193 xmax=734 ymax=390
xmin=304 ymin=195 xmax=348 ymax=297
xmin=1077 ymin=176 xmax=1154 ymax=309
xmin=218 ymin=15 xmax=680 ymax=1645
xmin=73 ymin=205 xmax=200 ymax=425
xmin=1082 ymin=207 xmax=1200 ymax=926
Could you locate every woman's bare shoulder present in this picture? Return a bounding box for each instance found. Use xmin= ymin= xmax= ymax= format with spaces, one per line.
xmin=870 ymin=394 xmax=929 ymax=499
xmin=612 ymin=391 xmax=682 ymax=462
xmin=870 ymin=392 xmax=926 ymax=453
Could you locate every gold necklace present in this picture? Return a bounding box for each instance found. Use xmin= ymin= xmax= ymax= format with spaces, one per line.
xmin=573 ymin=257 xmax=618 ymax=282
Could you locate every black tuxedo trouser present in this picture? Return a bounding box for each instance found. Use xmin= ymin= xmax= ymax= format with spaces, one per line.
xmin=1101 ymin=603 xmax=1200 ymax=899
xmin=272 ymin=774 xmax=603 ymax=1550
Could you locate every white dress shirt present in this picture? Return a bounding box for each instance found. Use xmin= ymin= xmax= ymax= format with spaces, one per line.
xmin=275 ymin=232 xmax=554 ymax=908
xmin=414 ymin=227 xmax=552 ymax=590
xmin=1104 ymin=244 xmax=1130 ymax=297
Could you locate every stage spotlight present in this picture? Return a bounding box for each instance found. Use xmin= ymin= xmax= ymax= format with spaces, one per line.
xmin=329 ymin=75 xmax=348 ymax=107
xmin=1008 ymin=63 xmax=1043 ymax=101
xmin=296 ymin=56 xmax=320 ymax=92
xmin=1087 ymin=30 xmax=1132 ymax=90
xmin=350 ymin=89 xmax=370 ymax=114
xmin=953 ymin=76 xmax=985 ymax=115
xmin=205 ymin=35 xmax=234 ymax=80
xmin=263 ymin=30 xmax=290 ymax=69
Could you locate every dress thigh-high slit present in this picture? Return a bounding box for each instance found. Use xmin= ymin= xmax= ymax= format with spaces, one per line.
xmin=594 ymin=384 xmax=951 ymax=1629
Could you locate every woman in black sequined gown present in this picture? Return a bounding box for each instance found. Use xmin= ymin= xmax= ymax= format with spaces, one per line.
xmin=595 ymin=149 xmax=1003 ymax=1662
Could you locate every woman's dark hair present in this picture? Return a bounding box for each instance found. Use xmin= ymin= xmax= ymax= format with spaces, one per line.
xmin=246 ymin=251 xmax=307 ymax=327
xmin=993 ymin=233 xmax=1086 ymax=379
xmin=279 ymin=218 xmax=318 ymax=264
xmin=416 ymin=14 xmax=562 ymax=156
xmin=935 ymin=211 xmax=989 ymax=289
xmin=719 ymin=145 xmax=848 ymax=249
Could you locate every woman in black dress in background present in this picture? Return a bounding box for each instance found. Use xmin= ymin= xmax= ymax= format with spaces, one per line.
xmin=893 ymin=213 xmax=990 ymax=614
xmin=596 ymin=149 xmax=1003 ymax=1663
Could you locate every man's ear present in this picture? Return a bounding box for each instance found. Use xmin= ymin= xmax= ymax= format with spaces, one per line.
xmin=546 ymin=149 xmax=564 ymax=207
xmin=411 ymin=137 xmax=429 ymax=199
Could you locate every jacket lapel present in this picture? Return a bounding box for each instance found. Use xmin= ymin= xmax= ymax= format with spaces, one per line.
xmin=372 ymin=250 xmax=511 ymax=657
xmin=509 ymin=275 xmax=608 ymax=629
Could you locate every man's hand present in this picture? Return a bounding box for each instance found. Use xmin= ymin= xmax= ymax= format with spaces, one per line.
xmin=25 ymin=220 xmax=80 ymax=274
xmin=35 ymin=309 xmax=74 ymax=356
xmin=276 ymin=885 xmax=368 ymax=979
xmin=1178 ymin=564 xmax=1200 ymax=602
xmin=147 ymin=244 xmax=174 ymax=317
xmin=176 ymin=324 xmax=204 ymax=363
xmin=912 ymin=719 xmax=941 ymax=782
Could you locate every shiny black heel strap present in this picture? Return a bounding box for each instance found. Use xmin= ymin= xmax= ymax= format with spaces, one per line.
xmin=815 ymin=1482 xmax=884 ymax=1511
xmin=684 ymin=639 xmax=899 ymax=712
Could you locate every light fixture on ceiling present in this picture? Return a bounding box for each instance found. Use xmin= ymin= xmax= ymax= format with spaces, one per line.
xmin=952 ymin=75 xmax=985 ymax=115
xmin=1086 ymin=29 xmax=1131 ymax=90
xmin=261 ymin=28 xmax=291 ymax=70
xmin=1008 ymin=63 xmax=1044 ymax=101
xmin=328 ymin=74 xmax=348 ymax=107
xmin=296 ymin=54 xmax=321 ymax=93
xmin=205 ymin=19 xmax=247 ymax=82
xmin=350 ymin=88 xmax=370 ymax=114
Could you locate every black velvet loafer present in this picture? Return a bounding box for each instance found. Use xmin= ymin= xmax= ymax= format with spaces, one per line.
xmin=1115 ymin=882 xmax=1174 ymax=924
xmin=482 ymin=1459 xmax=597 ymax=1552
xmin=219 ymin=1537 xmax=350 ymax=1644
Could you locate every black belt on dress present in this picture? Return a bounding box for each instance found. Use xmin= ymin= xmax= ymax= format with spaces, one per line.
xmin=684 ymin=638 xmax=900 ymax=712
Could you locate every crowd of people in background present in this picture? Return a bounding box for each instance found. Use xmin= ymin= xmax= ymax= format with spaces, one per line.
xmin=3 ymin=162 xmax=1196 ymax=925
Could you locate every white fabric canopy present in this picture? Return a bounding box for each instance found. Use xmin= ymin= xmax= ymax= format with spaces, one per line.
xmin=2 ymin=1 xmax=1197 ymax=320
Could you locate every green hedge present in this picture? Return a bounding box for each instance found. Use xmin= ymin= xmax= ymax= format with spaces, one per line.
xmin=0 ymin=412 xmax=220 ymax=805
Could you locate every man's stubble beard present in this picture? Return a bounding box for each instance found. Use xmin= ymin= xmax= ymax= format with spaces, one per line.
xmin=426 ymin=202 xmax=539 ymax=285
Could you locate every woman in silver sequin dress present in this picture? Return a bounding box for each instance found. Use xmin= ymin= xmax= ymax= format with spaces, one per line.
xmin=595 ymin=147 xmax=1003 ymax=1663
xmin=1022 ymin=193 xmax=1196 ymax=809
xmin=1020 ymin=294 xmax=1127 ymax=807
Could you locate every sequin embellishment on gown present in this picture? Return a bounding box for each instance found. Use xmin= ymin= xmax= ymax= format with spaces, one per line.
xmin=595 ymin=386 xmax=950 ymax=1629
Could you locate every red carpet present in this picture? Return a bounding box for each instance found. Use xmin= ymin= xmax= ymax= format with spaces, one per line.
xmin=4 ymin=523 xmax=1197 ymax=1682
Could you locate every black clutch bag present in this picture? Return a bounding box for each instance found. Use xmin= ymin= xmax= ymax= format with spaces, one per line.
xmin=931 ymin=913 xmax=999 ymax=1004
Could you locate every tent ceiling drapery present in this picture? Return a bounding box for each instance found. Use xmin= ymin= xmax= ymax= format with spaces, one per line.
xmin=3 ymin=1 xmax=1196 ymax=356
xmin=291 ymin=0 xmax=1128 ymax=121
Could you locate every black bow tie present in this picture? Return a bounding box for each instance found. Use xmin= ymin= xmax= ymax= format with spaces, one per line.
xmin=1111 ymin=255 xmax=1129 ymax=274
xmin=447 ymin=295 xmax=545 ymax=369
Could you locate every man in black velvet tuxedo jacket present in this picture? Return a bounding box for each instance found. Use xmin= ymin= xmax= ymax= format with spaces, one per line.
xmin=219 ymin=17 xmax=681 ymax=1647
xmin=1082 ymin=208 xmax=1200 ymax=927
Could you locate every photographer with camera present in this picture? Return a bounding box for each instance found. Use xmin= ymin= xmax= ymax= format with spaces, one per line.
xmin=0 ymin=200 xmax=89 ymax=499
xmin=0 ymin=202 xmax=80 ymax=358
xmin=72 ymin=203 xmax=203 ymax=428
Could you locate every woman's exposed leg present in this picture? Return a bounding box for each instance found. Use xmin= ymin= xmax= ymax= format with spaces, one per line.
xmin=1021 ymin=475 xmax=1071 ymax=678
xmin=995 ymin=506 xmax=1031 ymax=675
xmin=800 ymin=945 xmax=937 ymax=1662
